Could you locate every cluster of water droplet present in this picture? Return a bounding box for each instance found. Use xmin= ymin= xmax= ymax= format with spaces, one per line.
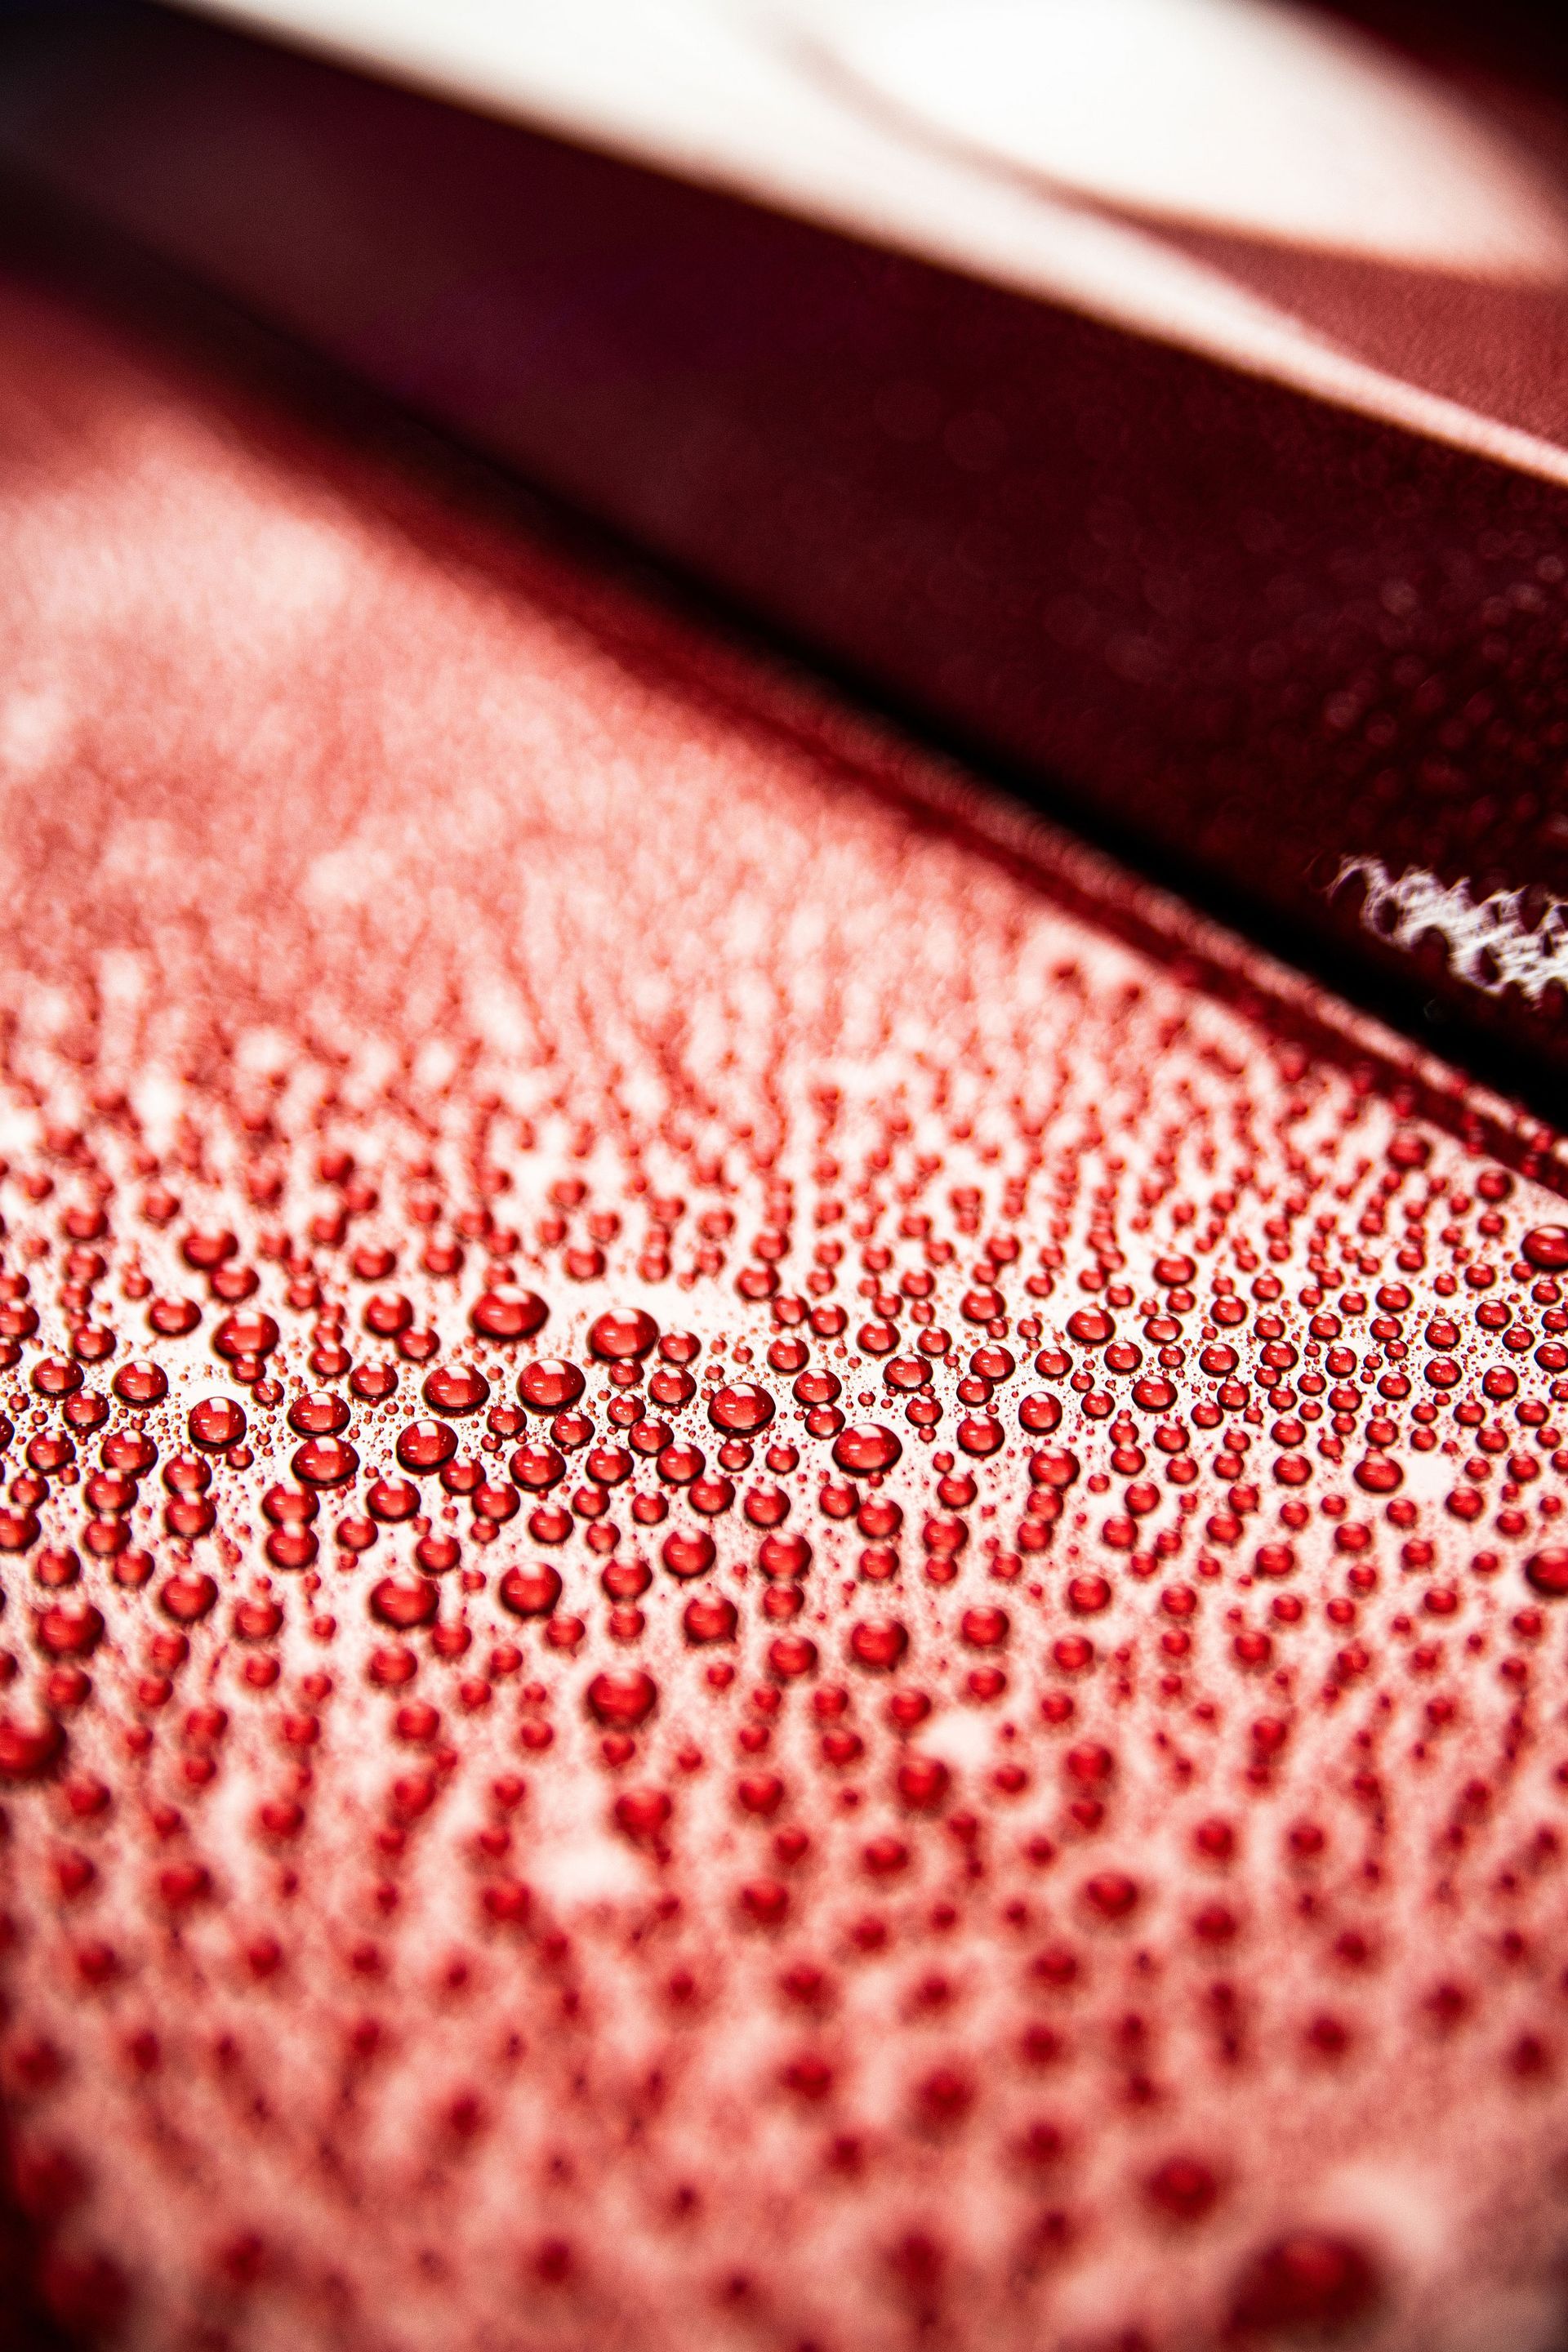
xmin=2 ymin=265 xmax=1567 ymax=2352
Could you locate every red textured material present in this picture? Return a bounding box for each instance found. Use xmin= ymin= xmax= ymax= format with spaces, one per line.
xmin=6 ymin=2 xmax=1568 ymax=1089
xmin=1 ymin=217 xmax=1567 ymax=2352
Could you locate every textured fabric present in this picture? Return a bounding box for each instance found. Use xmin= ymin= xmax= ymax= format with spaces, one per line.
xmin=0 ymin=236 xmax=1566 ymax=2352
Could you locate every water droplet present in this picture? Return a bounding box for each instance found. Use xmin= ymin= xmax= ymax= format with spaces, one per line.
xmin=158 ymin=1571 xmax=217 ymax=1624
xmin=833 ymin=1423 xmax=902 ymax=1476
xmin=1080 ymin=1871 xmax=1140 ymax=1922
xmin=897 ymin=1755 xmax=951 ymax=1811
xmin=498 ymin=1566 xmax=564 ymax=1618
xmin=1146 ymin=2156 xmax=1220 ymax=2223
xmin=292 ymin=1436 xmax=359 ymax=1487
xmin=188 ymin=1396 xmax=247 ymax=1451
xmin=661 ymin=1530 xmax=716 ymax=1579
xmin=849 ymin=1617 xmax=909 ymax=1671
xmin=369 ymin=1577 xmax=439 ymax=1631
xmin=424 ymin=1364 xmax=490 ymax=1415
xmin=759 ymin=1532 xmax=811 ymax=1579
xmin=1227 ymin=2234 xmax=1381 ymax=2336
xmin=588 ymin=1310 xmax=659 ymax=1362
xmin=1525 ymin=1548 xmax=1568 ymax=1597
xmin=35 ymin=1601 xmax=104 ymax=1658
xmin=471 ymin=1287 xmax=548 ymax=1341
xmin=586 ymin=1668 xmax=658 ymax=1728
xmin=111 ymin=1361 xmax=165 ymax=1407
xmin=708 ymin=1383 xmax=774 ymax=1436
xmin=613 ymin=1787 xmax=671 ymax=1842
xmin=519 ymin=1359 xmax=586 ymax=1412
xmin=288 ymin=1391 xmax=349 ymax=1437
xmin=0 ymin=1714 xmax=65 ymax=1780
xmin=397 ymin=1419 xmax=457 ymax=1473
xmin=212 ymin=1310 xmax=278 ymax=1361
xmin=684 ymin=1594 xmax=737 ymax=1643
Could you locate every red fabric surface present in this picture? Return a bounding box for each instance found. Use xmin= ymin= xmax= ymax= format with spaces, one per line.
xmin=0 ymin=229 xmax=1565 ymax=2352
xmin=7 ymin=2 xmax=1568 ymax=1094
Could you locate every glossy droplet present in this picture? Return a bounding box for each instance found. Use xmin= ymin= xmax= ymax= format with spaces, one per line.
xmin=588 ymin=1309 xmax=659 ymax=1362
xmin=519 ymin=1359 xmax=586 ymax=1412
xmin=163 ymin=1453 xmax=212 ymax=1497
xmin=149 ymin=1296 xmax=201 ymax=1337
xmin=1525 ymin=1548 xmax=1568 ymax=1598
xmin=586 ymin=1668 xmax=658 ymax=1729
xmin=289 ymin=1391 xmax=350 ymax=1437
xmin=181 ymin=1227 xmax=236 ymax=1271
xmin=369 ymin=1576 xmax=439 ymax=1631
xmin=849 ymin=1618 xmax=909 ymax=1671
xmin=101 ymin=1430 xmax=156 ymax=1475
xmin=212 ymin=1310 xmax=278 ymax=1361
xmin=424 ymin=1364 xmax=490 ymax=1416
xmin=708 ymin=1383 xmax=774 ymax=1436
xmin=367 ymin=1476 xmax=419 ymax=1521
xmin=262 ymin=1483 xmax=314 ymax=1527
xmin=158 ymin=1572 xmax=217 ymax=1625
xmin=471 ymin=1287 xmax=548 ymax=1341
xmin=1146 ymin=2156 xmax=1220 ymax=2223
xmin=613 ymin=1788 xmax=671 ymax=1842
xmin=267 ymin=1527 xmax=318 ymax=1572
xmin=234 ymin=1597 xmax=283 ymax=1640
xmin=0 ymin=1714 xmax=65 ymax=1781
xmin=509 ymin=1444 xmax=564 ymax=1493
xmin=112 ymin=1361 xmax=166 ymax=1407
xmin=833 ymin=1423 xmax=902 ymax=1476
xmin=1031 ymin=1447 xmax=1080 ymax=1489
xmin=897 ymin=1755 xmax=951 ymax=1811
xmin=35 ymin=1601 xmax=105 ymax=1658
xmin=363 ymin=1290 xmax=412 ymax=1336
xmin=1228 ymin=2233 xmax=1381 ymax=2336
xmin=1067 ymin=1307 xmax=1114 ymax=1347
xmin=397 ymin=1419 xmax=457 ymax=1473
xmin=1521 ymin=1224 xmax=1568 ymax=1272
xmin=498 ymin=1566 xmax=564 ymax=1619
xmin=768 ymin=1633 xmax=818 ymax=1680
xmin=292 ymin=1437 xmax=359 ymax=1488
xmin=661 ymin=1530 xmax=716 ymax=1579
xmin=188 ymin=1396 xmax=247 ymax=1452
xmin=759 ymin=1532 xmax=811 ymax=1580
xmin=1081 ymin=1871 xmax=1140 ymax=1922
xmin=683 ymin=1594 xmax=737 ymax=1644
